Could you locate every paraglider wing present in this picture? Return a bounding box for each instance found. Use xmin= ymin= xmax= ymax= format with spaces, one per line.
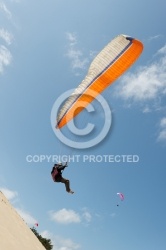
xmin=117 ymin=192 xmax=124 ymax=201
xmin=56 ymin=34 xmax=143 ymax=129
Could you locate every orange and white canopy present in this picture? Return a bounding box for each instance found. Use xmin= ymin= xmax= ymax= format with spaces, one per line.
xmin=56 ymin=34 xmax=143 ymax=129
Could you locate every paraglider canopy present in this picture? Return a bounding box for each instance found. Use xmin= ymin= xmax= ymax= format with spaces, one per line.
xmin=56 ymin=34 xmax=143 ymax=129
xmin=117 ymin=192 xmax=124 ymax=206
xmin=117 ymin=192 xmax=124 ymax=201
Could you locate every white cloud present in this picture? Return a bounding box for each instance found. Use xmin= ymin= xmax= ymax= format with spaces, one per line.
xmin=0 ymin=2 xmax=12 ymax=19
xmin=41 ymin=231 xmax=81 ymax=250
xmin=65 ymin=32 xmax=89 ymax=73
xmin=50 ymin=208 xmax=81 ymax=224
xmin=114 ymin=44 xmax=166 ymax=143
xmin=157 ymin=44 xmax=166 ymax=55
xmin=0 ymin=28 xmax=13 ymax=45
xmin=142 ymin=106 xmax=152 ymax=113
xmin=81 ymin=208 xmax=92 ymax=223
xmin=0 ymin=2 xmax=14 ymax=74
xmin=0 ymin=187 xmax=38 ymax=226
xmin=16 ymin=208 xmax=38 ymax=226
xmin=0 ymin=45 xmax=12 ymax=73
xmin=49 ymin=208 xmax=93 ymax=225
xmin=148 ymin=35 xmax=162 ymax=41
xmin=66 ymin=48 xmax=88 ymax=70
xmin=0 ymin=187 xmax=18 ymax=200
xmin=157 ymin=117 xmax=166 ymax=142
xmin=89 ymin=50 xmax=98 ymax=59
xmin=66 ymin=32 xmax=77 ymax=46
xmin=115 ymin=44 xmax=166 ymax=102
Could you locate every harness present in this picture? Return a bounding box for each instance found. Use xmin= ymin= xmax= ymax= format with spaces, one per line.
xmin=51 ymin=163 xmax=68 ymax=182
xmin=51 ymin=166 xmax=59 ymax=182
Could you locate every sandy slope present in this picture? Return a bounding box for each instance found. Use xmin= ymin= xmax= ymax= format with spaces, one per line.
xmin=0 ymin=191 xmax=45 ymax=250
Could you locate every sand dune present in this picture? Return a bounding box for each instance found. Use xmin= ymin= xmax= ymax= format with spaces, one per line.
xmin=0 ymin=191 xmax=45 ymax=250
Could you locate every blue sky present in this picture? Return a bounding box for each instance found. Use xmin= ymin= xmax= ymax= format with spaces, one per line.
xmin=0 ymin=0 xmax=166 ymax=250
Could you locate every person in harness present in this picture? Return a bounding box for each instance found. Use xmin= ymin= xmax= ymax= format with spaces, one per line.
xmin=51 ymin=162 xmax=74 ymax=194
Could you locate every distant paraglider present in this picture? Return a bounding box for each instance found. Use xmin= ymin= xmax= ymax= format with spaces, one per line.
xmin=56 ymin=34 xmax=143 ymax=129
xmin=117 ymin=192 xmax=124 ymax=206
